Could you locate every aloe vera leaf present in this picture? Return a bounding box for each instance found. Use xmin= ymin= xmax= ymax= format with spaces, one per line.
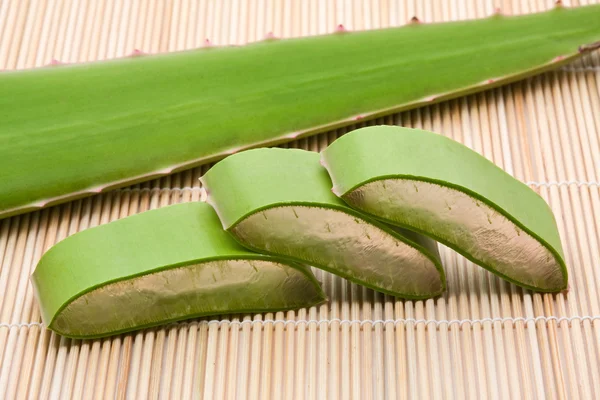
xmin=321 ymin=126 xmax=568 ymax=292
xmin=1 ymin=5 xmax=599 ymax=220
xmin=30 ymin=202 xmax=326 ymax=339
xmin=200 ymin=148 xmax=445 ymax=299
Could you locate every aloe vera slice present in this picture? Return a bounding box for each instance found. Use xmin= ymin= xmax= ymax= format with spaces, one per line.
xmin=30 ymin=202 xmax=325 ymax=339
xmin=200 ymin=148 xmax=445 ymax=299
xmin=1 ymin=5 xmax=599 ymax=220
xmin=321 ymin=126 xmax=567 ymax=292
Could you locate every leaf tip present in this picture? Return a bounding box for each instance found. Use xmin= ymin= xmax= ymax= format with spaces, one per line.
xmin=285 ymin=132 xmax=300 ymax=140
xmin=47 ymin=59 xmax=65 ymax=67
xmin=335 ymin=24 xmax=349 ymax=33
xmin=264 ymin=31 xmax=278 ymax=40
xmin=129 ymin=49 xmax=146 ymax=57
xmin=157 ymin=167 xmax=173 ymax=175
xmin=33 ymin=201 xmax=47 ymax=209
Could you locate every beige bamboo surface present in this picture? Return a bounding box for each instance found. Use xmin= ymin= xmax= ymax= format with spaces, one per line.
xmin=1 ymin=0 xmax=600 ymax=398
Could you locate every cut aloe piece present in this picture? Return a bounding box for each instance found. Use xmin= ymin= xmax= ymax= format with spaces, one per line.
xmin=321 ymin=126 xmax=567 ymax=292
xmin=200 ymin=148 xmax=445 ymax=299
xmin=31 ymin=202 xmax=325 ymax=339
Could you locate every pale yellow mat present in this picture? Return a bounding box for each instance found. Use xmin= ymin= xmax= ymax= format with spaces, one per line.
xmin=1 ymin=0 xmax=600 ymax=398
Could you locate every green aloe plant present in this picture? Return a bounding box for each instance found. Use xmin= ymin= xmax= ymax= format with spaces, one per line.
xmin=24 ymin=5 xmax=599 ymax=337
xmin=1 ymin=4 xmax=599 ymax=219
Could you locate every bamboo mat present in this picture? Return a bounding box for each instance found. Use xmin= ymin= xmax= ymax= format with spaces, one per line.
xmin=1 ymin=0 xmax=600 ymax=398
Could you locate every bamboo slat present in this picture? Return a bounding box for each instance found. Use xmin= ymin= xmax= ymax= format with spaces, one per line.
xmin=1 ymin=0 xmax=600 ymax=398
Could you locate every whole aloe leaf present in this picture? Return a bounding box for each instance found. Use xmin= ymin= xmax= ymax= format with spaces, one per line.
xmin=1 ymin=5 xmax=599 ymax=219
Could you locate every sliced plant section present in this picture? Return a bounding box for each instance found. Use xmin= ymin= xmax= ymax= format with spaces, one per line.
xmin=321 ymin=126 xmax=567 ymax=292
xmin=31 ymin=202 xmax=325 ymax=339
xmin=201 ymin=148 xmax=445 ymax=299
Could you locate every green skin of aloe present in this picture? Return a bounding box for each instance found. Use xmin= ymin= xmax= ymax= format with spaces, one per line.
xmin=2 ymin=5 xmax=599 ymax=219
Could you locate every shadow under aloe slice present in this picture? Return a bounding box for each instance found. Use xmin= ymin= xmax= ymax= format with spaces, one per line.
xmin=200 ymin=148 xmax=445 ymax=299
xmin=31 ymin=202 xmax=325 ymax=339
xmin=321 ymin=125 xmax=568 ymax=292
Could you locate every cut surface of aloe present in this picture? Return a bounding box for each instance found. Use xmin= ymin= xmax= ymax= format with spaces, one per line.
xmin=201 ymin=148 xmax=445 ymax=299
xmin=31 ymin=202 xmax=325 ymax=339
xmin=321 ymin=126 xmax=567 ymax=292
